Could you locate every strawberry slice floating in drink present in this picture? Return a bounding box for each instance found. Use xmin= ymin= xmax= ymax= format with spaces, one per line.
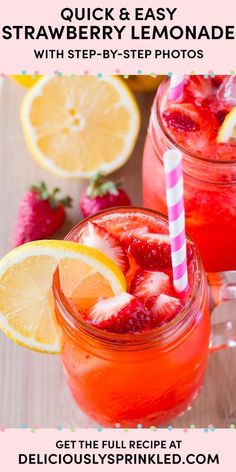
xmin=79 ymin=222 xmax=129 ymax=274
xmin=125 ymin=231 xmax=194 ymax=270
xmin=146 ymin=294 xmax=183 ymax=327
xmin=86 ymin=293 xmax=151 ymax=334
xmin=67 ymin=210 xmax=196 ymax=335
xmin=211 ymin=75 xmax=226 ymax=86
xmin=126 ymin=232 xmax=172 ymax=269
xmin=163 ymin=103 xmax=200 ymax=132
xmin=162 ymin=103 xmax=219 ymax=155
xmin=130 ymin=269 xmax=171 ymax=303
xmin=183 ymin=76 xmax=212 ymax=102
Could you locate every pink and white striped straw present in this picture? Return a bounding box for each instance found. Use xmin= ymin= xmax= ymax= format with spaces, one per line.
xmin=163 ymin=149 xmax=188 ymax=293
xmin=168 ymin=75 xmax=185 ymax=101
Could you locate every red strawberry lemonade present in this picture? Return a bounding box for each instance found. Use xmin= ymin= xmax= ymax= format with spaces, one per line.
xmin=53 ymin=208 xmax=210 ymax=427
xmin=143 ymin=76 xmax=236 ymax=272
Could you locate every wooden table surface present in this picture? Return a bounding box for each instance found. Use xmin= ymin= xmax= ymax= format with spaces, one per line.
xmin=0 ymin=79 xmax=235 ymax=428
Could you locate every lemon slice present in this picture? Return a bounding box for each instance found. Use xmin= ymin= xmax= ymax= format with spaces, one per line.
xmin=11 ymin=75 xmax=43 ymax=88
xmin=0 ymin=240 xmax=126 ymax=353
xmin=217 ymin=107 xmax=236 ymax=143
xmin=21 ymin=75 xmax=140 ymax=178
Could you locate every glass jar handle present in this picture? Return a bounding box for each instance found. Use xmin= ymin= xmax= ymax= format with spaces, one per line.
xmin=207 ymin=271 xmax=236 ymax=352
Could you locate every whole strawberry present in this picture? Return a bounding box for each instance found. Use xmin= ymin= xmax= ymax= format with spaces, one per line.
xmin=13 ymin=182 xmax=72 ymax=247
xmin=80 ymin=173 xmax=131 ymax=218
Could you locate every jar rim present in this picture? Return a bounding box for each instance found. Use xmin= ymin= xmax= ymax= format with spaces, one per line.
xmin=53 ymin=207 xmax=206 ymax=351
xmin=154 ymin=78 xmax=236 ymax=166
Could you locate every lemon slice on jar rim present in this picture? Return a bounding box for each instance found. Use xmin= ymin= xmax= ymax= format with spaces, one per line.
xmin=0 ymin=240 xmax=126 ymax=353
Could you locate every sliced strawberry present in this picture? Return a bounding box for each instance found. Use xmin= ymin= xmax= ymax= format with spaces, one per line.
xmin=146 ymin=294 xmax=183 ymax=327
xmin=130 ymin=270 xmax=170 ymax=303
xmin=126 ymin=232 xmax=194 ymax=270
xmin=184 ymin=76 xmax=213 ymax=101
xmin=163 ymin=103 xmax=219 ymax=156
xmin=163 ymin=103 xmax=200 ymax=132
xmin=79 ymin=222 xmax=129 ymax=273
xmin=94 ymin=211 xmax=166 ymax=240
xmin=211 ymin=75 xmax=226 ymax=87
xmin=86 ymin=293 xmax=151 ymax=334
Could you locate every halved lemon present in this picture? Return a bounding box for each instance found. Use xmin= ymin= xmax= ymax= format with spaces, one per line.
xmin=0 ymin=240 xmax=126 ymax=353
xmin=21 ymin=75 xmax=140 ymax=178
xmin=11 ymin=75 xmax=43 ymax=88
xmin=217 ymin=107 xmax=236 ymax=143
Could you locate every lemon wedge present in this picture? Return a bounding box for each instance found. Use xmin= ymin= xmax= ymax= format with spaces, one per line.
xmin=217 ymin=107 xmax=236 ymax=143
xmin=0 ymin=240 xmax=126 ymax=353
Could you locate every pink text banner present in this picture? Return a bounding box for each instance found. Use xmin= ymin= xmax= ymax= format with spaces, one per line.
xmin=0 ymin=0 xmax=235 ymax=74
xmin=0 ymin=428 xmax=235 ymax=471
